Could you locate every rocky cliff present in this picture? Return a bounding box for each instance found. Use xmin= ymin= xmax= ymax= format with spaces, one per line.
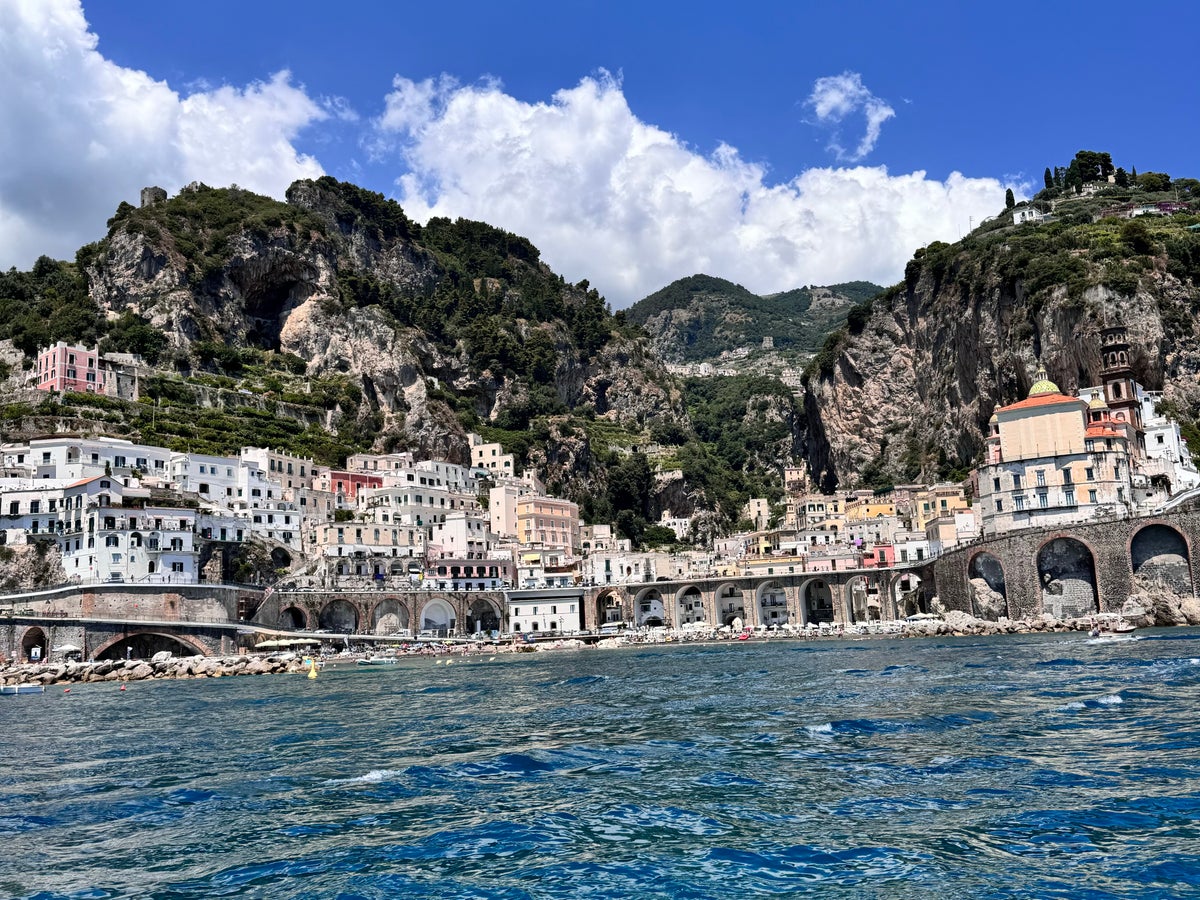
xmin=72 ymin=179 xmax=687 ymax=470
xmin=801 ymin=211 xmax=1200 ymax=489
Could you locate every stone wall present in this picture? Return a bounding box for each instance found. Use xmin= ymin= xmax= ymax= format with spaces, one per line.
xmin=934 ymin=511 xmax=1200 ymax=619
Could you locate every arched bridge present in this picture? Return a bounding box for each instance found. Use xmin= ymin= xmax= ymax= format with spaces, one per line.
xmin=579 ymin=567 xmax=928 ymax=631
xmin=933 ymin=510 xmax=1200 ymax=619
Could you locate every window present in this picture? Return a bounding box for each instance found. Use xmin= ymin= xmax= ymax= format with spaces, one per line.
xmin=1036 ymin=470 xmax=1045 ymax=487
xmin=1015 ymin=495 xmax=1025 ymax=511
xmin=1038 ymin=490 xmax=1049 ymax=508
xmin=1085 ymin=467 xmax=1095 ymax=481
xmin=1062 ymin=469 xmax=1072 ymax=485
xmin=992 ymin=478 xmax=1000 ymax=492
xmin=996 ymin=499 xmax=1003 ymax=512
xmin=1064 ymin=489 xmax=1075 ymax=506
xmin=1013 ymin=474 xmax=1022 ymax=489
xmin=1088 ymin=489 xmax=1098 ymax=503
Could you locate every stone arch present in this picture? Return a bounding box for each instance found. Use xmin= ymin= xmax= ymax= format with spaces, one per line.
xmin=1037 ymin=536 xmax=1099 ymax=618
xmin=270 ymin=547 xmax=292 ymax=568
xmin=1130 ymin=523 xmax=1193 ymax=595
xmin=278 ymin=605 xmax=308 ymax=630
xmin=714 ymin=582 xmax=746 ymax=627
xmin=967 ymin=551 xmax=1008 ymax=620
xmin=756 ymin=580 xmax=789 ymax=626
xmin=844 ymin=575 xmax=875 ymax=623
xmin=596 ymin=589 xmax=624 ymax=626
xmin=91 ymin=631 xmax=209 ymax=660
xmin=675 ymin=585 xmax=705 ymax=626
xmin=800 ymin=577 xmax=834 ymax=624
xmin=419 ymin=598 xmax=456 ymax=636
xmin=371 ymin=598 xmax=411 ymax=636
xmin=20 ymin=626 xmax=47 ymax=663
xmin=633 ymin=587 xmax=666 ymax=627
xmin=466 ymin=597 xmax=501 ymax=635
xmin=890 ymin=571 xmax=923 ymax=619
xmin=319 ymin=598 xmax=360 ymax=633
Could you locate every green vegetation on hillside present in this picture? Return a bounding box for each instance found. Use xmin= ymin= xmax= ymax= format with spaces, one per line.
xmin=626 ymin=273 xmax=883 ymax=361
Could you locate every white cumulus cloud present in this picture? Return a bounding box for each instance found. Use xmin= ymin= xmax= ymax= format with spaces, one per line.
xmin=0 ymin=0 xmax=326 ymax=269
xmin=806 ymin=71 xmax=896 ymax=162
xmin=376 ymin=72 xmax=1005 ymax=306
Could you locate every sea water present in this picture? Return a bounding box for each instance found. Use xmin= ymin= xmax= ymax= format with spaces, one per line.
xmin=3 ymin=632 xmax=1200 ymax=899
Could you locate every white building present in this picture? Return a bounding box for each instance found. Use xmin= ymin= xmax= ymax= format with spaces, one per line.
xmin=506 ymin=588 xmax=585 ymax=634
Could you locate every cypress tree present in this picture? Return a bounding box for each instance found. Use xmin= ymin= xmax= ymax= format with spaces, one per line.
xmin=1043 ymin=168 xmax=1053 ymax=191
xmin=1005 ymin=188 xmax=1015 ymax=209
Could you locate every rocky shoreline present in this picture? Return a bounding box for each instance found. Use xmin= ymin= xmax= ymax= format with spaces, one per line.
xmin=3 ymin=611 xmax=1175 ymax=688
xmin=0 ymin=651 xmax=315 ymax=688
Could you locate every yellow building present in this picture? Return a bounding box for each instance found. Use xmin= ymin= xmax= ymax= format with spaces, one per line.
xmin=976 ymin=368 xmax=1133 ymax=536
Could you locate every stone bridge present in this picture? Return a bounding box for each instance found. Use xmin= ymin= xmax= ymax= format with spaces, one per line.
xmin=578 ymin=567 xmax=930 ymax=631
xmin=0 ymin=582 xmax=260 ymax=663
xmin=932 ymin=510 xmax=1200 ymax=620
xmin=263 ymin=589 xmax=506 ymax=636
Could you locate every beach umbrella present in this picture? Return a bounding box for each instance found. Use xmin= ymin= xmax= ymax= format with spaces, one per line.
xmin=256 ymin=639 xmax=285 ymax=649
xmin=52 ymin=644 xmax=81 ymax=653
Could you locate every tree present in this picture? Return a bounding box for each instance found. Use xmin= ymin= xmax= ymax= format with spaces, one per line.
xmin=1072 ymin=150 xmax=1114 ymax=183
xmin=1005 ymin=188 xmax=1016 ymax=210
xmin=1114 ymin=167 xmax=1129 ymax=188
xmin=1043 ymin=168 xmax=1054 ymax=191
xmin=1137 ymin=172 xmax=1172 ymax=193
xmin=1121 ymin=218 xmax=1155 ymax=255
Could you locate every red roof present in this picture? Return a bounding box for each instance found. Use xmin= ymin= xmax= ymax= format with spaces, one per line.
xmin=999 ymin=393 xmax=1085 ymax=413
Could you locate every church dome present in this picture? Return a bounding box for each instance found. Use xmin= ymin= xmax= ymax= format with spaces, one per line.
xmin=1028 ymin=366 xmax=1060 ymax=397
xmin=1087 ymin=390 xmax=1108 ymax=410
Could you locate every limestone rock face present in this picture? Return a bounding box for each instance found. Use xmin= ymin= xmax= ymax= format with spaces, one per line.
xmin=0 ymin=543 xmax=65 ymax=592
xmin=80 ymin=179 xmax=689 ymax=493
xmin=803 ymin=243 xmax=1200 ymax=489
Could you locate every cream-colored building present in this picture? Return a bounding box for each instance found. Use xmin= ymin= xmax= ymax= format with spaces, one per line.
xmin=976 ymin=370 xmax=1134 ymax=537
xmin=912 ymin=484 xmax=970 ymax=533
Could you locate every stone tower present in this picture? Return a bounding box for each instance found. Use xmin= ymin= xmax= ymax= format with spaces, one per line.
xmin=140 ymin=186 xmax=168 ymax=208
xmin=1099 ymin=324 xmax=1145 ymax=455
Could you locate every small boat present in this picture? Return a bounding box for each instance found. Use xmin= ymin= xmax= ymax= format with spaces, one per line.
xmin=1089 ymin=614 xmax=1137 ymax=638
xmin=1 ymin=684 xmax=45 ymax=695
xmin=356 ymin=656 xmax=398 ymax=667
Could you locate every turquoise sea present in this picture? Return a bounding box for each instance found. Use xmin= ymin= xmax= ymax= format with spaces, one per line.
xmin=4 ymin=632 xmax=1200 ymax=898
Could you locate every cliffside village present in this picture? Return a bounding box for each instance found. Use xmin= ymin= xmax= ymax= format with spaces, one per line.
xmin=2 ymin=326 xmax=1197 ymax=629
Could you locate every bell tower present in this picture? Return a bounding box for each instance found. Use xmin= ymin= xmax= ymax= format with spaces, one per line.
xmin=1099 ymin=325 xmax=1144 ymax=455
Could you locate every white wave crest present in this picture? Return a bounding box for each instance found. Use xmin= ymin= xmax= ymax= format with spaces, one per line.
xmin=326 ymin=768 xmax=402 ymax=785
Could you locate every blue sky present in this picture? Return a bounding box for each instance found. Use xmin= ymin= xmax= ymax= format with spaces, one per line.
xmin=3 ymin=0 xmax=1197 ymax=306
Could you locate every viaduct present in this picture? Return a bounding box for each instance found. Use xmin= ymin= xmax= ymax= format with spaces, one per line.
xmin=4 ymin=508 xmax=1197 ymax=662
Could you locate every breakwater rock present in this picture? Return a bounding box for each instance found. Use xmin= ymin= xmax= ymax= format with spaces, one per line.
xmin=904 ymin=610 xmax=1127 ymax=637
xmin=0 ymin=652 xmax=312 ymax=687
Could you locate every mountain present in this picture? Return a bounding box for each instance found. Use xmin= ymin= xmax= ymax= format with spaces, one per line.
xmin=625 ymin=274 xmax=883 ymax=362
xmin=0 ymin=179 xmax=805 ymax=538
xmin=799 ymin=175 xmax=1200 ymax=491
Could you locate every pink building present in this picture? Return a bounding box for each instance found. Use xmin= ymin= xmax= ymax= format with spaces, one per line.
xmin=316 ymin=469 xmax=384 ymax=502
xmin=34 ymin=343 xmax=106 ymax=394
xmin=861 ymin=543 xmax=896 ymax=568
